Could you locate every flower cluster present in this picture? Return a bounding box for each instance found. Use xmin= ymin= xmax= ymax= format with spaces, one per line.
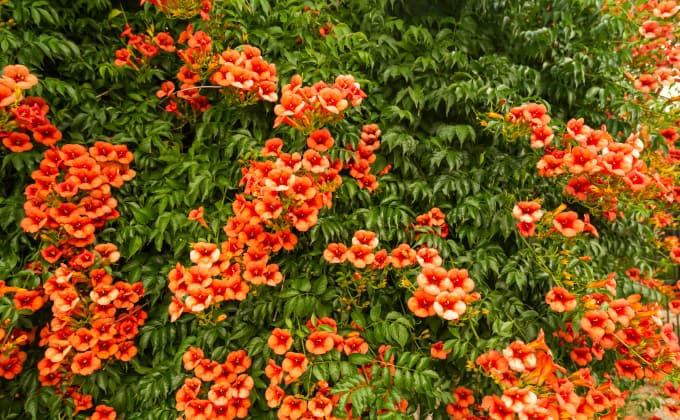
xmin=505 ymin=101 xmax=680 ymax=271
xmin=406 ymin=254 xmax=479 ymax=322
xmin=512 ymin=201 xmax=598 ymax=239
xmin=42 ymin=385 xmax=99 ymax=417
xmin=323 ymin=224 xmax=479 ymax=321
xmin=114 ymin=25 xmax=173 ymax=69
xmin=265 ymin=318 xmax=394 ymax=419
xmin=512 ymin=200 xmax=544 ymax=238
xmin=444 ymin=386 xmax=475 ymax=419
xmin=502 ymin=85 xmax=680 ymax=417
xmin=167 ymin=239 xmax=252 ymax=322
xmin=0 ymin=296 xmax=32 ymax=379
xmin=21 ymin=142 xmax=136 ymax=249
xmin=324 ymin=230 xmax=385 ymax=269
xmin=533 ymin=256 xmax=680 ymax=417
xmin=161 ymin=27 xmax=278 ymax=114
xmin=141 ymin=0 xmax=212 ymax=20
xmin=116 ymin=24 xmax=278 ymax=114
xmin=412 ymin=207 xmax=449 ymax=239
xmin=509 ymin=199 xmax=680 ymax=414
xmin=175 ymin=347 xmax=253 ymax=419
xmin=627 ymin=0 xmax=680 ymax=94
xmin=37 ymin=250 xmax=146 ymax=384
xmin=469 ymin=331 xmax=629 ymax=420
xmin=169 ymin=131 xmax=345 ymax=321
xmin=553 ymin=283 xmax=680 ymax=380
xmin=343 ymin=124 xmax=383 ymax=191
xmin=206 ymin=44 xmax=278 ymax=103
xmin=0 ymin=64 xmax=62 ymax=152
xmin=506 ymin=102 xmax=554 ymax=149
xmin=5 ymin=141 xmax=143 ymax=417
xmin=274 ymin=74 xmax=366 ymax=132
xmin=506 ymin=103 xmax=678 ymax=223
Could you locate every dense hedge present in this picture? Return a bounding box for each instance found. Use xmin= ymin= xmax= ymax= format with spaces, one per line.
xmin=1 ymin=0 xmax=679 ymax=418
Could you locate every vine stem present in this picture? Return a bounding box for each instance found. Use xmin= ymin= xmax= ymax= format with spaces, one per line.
xmin=157 ymin=85 xmax=231 ymax=105
xmin=518 ymin=232 xmax=564 ymax=288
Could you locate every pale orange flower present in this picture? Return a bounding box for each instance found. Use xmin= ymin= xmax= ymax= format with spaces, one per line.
xmin=346 ymin=244 xmax=374 ymax=268
xmin=545 ymin=286 xmax=577 ymax=312
xmin=407 ymin=289 xmax=436 ymax=318
xmin=0 ymin=77 xmax=18 ymax=107
xmin=306 ymin=128 xmax=334 ymax=152
xmin=323 ymin=243 xmax=347 ymax=263
xmin=268 ymin=328 xmax=293 ymax=355
xmin=552 ymin=211 xmax=584 ymax=237
xmin=281 ymin=352 xmax=308 ymax=379
xmin=390 ymin=243 xmax=416 ymax=268
xmin=3 ymin=65 xmax=38 ymax=90
xmin=190 ymin=242 xmax=220 ymax=267
xmin=278 ymin=396 xmax=307 ymax=420
xmin=305 ymin=331 xmax=335 ymax=355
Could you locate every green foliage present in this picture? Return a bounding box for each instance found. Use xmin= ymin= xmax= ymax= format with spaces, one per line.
xmin=0 ymin=0 xmax=664 ymax=418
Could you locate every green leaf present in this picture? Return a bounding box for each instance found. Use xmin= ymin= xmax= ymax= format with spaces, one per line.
xmin=350 ymin=386 xmax=371 ymax=416
xmin=348 ymin=353 xmax=373 ymax=365
xmin=369 ymin=303 xmax=382 ymax=322
xmin=24 ymin=394 xmax=37 ymax=420
xmin=390 ymin=324 xmax=409 ymax=348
